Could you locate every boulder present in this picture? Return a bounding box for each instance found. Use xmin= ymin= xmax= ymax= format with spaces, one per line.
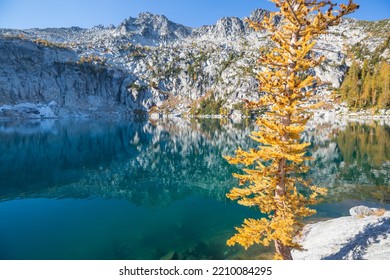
xmin=349 ymin=205 xmax=375 ymax=217
xmin=292 ymin=207 xmax=390 ymax=260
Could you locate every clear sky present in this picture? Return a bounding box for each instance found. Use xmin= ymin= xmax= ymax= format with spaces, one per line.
xmin=0 ymin=0 xmax=389 ymax=29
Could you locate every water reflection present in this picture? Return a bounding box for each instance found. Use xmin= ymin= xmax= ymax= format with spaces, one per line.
xmin=0 ymin=118 xmax=389 ymax=259
xmin=0 ymin=119 xmax=254 ymax=205
xmin=336 ymin=123 xmax=389 ymax=184
xmin=1 ymin=119 xmax=388 ymax=206
xmin=309 ymin=121 xmax=390 ymax=205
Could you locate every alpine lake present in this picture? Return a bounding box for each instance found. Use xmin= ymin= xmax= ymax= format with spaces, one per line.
xmin=0 ymin=117 xmax=389 ymax=260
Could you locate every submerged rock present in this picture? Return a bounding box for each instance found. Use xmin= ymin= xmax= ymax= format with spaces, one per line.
xmin=292 ymin=207 xmax=390 ymax=260
xmin=160 ymin=251 xmax=179 ymax=260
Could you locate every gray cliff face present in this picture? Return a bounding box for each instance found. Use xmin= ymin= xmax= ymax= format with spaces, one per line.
xmin=0 ymin=38 xmax=76 ymax=104
xmin=0 ymin=38 xmax=144 ymax=118
xmin=0 ymin=10 xmax=389 ymax=118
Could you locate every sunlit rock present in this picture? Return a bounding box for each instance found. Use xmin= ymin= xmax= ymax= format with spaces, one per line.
xmin=292 ymin=208 xmax=390 ymax=260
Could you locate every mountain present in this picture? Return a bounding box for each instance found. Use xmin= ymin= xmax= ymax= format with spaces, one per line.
xmin=117 ymin=12 xmax=192 ymax=44
xmin=0 ymin=10 xmax=389 ymax=119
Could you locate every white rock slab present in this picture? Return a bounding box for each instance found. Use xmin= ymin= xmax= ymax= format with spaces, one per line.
xmin=292 ymin=210 xmax=390 ymax=260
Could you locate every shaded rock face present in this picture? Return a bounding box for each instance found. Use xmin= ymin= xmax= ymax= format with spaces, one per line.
xmin=0 ymin=39 xmax=75 ymax=104
xmin=0 ymin=38 xmax=135 ymax=117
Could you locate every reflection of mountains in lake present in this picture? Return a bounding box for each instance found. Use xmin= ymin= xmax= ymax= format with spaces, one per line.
xmin=0 ymin=119 xmax=389 ymax=206
xmin=0 ymin=119 xmax=253 ymax=205
xmin=309 ymin=121 xmax=390 ymax=203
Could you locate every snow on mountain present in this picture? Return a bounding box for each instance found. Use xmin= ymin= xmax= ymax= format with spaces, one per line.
xmin=0 ymin=9 xmax=389 ymax=119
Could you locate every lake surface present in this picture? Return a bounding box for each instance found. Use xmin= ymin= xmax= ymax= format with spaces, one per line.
xmin=0 ymin=118 xmax=389 ymax=260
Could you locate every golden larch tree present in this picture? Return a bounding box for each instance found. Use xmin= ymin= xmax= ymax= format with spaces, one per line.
xmin=224 ymin=0 xmax=358 ymax=260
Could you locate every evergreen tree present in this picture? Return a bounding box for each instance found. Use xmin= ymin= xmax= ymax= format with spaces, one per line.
xmin=340 ymin=61 xmax=360 ymax=108
xmin=340 ymin=35 xmax=390 ymax=110
xmin=378 ymin=61 xmax=390 ymax=108
xmin=361 ymin=59 xmax=369 ymax=79
xmin=340 ymin=60 xmax=390 ymax=109
xmin=371 ymin=63 xmax=380 ymax=106
xmin=224 ymin=0 xmax=358 ymax=260
xmin=361 ymin=72 xmax=372 ymax=108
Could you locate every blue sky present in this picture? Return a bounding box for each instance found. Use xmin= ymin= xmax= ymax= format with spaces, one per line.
xmin=0 ymin=0 xmax=389 ymax=29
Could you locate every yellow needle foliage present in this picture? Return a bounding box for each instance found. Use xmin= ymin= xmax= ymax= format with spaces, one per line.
xmin=224 ymin=0 xmax=358 ymax=260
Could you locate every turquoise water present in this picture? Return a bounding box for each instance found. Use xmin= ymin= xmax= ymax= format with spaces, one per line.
xmin=0 ymin=119 xmax=389 ymax=259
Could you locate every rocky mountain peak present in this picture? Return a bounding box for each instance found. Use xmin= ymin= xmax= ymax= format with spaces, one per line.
xmin=117 ymin=12 xmax=192 ymax=42
xmin=249 ymin=8 xmax=271 ymax=22
xmin=215 ymin=17 xmax=245 ymax=37
xmin=248 ymin=8 xmax=281 ymax=26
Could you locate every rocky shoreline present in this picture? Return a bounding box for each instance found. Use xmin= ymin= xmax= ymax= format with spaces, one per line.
xmin=2 ymin=99 xmax=389 ymax=122
xmin=292 ymin=206 xmax=390 ymax=260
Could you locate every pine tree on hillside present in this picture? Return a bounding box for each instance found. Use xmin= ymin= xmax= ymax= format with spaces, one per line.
xmin=224 ymin=0 xmax=358 ymax=260
xmin=340 ymin=61 xmax=361 ymax=108
xmin=340 ymin=60 xmax=390 ymax=110
xmin=339 ymin=33 xmax=390 ymax=110
xmin=378 ymin=61 xmax=390 ymax=108
xmin=361 ymin=72 xmax=372 ymax=108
